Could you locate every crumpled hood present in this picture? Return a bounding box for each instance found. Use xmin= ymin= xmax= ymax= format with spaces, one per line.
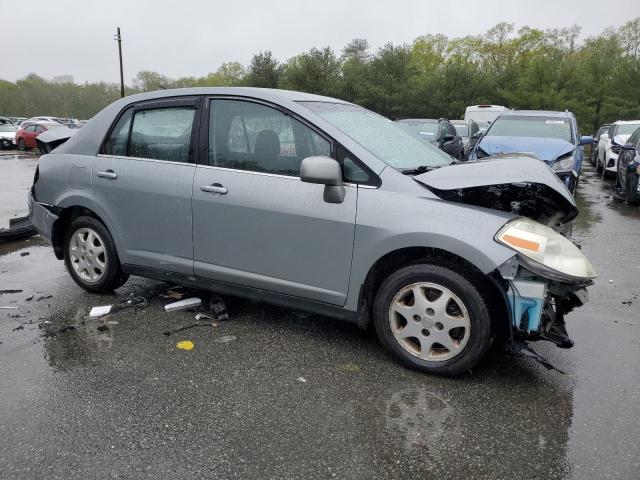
xmin=414 ymin=154 xmax=578 ymax=223
xmin=477 ymin=136 xmax=574 ymax=163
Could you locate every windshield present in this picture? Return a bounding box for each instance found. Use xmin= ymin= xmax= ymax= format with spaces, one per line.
xmin=300 ymin=103 xmax=452 ymax=169
xmin=0 ymin=124 xmax=18 ymax=132
xmin=453 ymin=124 xmax=469 ymax=137
xmin=486 ymin=115 xmax=573 ymax=142
xmin=616 ymin=123 xmax=640 ymax=136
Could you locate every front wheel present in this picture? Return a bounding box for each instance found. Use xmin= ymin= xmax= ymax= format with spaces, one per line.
xmin=17 ymin=138 xmax=26 ymax=151
xmin=626 ymin=174 xmax=640 ymax=206
xmin=63 ymin=216 xmax=129 ymax=293
xmin=373 ymin=263 xmax=492 ymax=376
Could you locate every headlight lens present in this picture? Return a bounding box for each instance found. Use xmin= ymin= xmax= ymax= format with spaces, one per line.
xmin=496 ymin=218 xmax=597 ymax=280
xmin=551 ymin=153 xmax=574 ymax=172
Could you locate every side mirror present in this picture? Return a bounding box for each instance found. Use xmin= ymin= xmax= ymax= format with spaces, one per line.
xmin=621 ymin=143 xmax=635 ymax=151
xmin=472 ymin=131 xmax=482 ymax=140
xmin=443 ymin=133 xmax=455 ymax=143
xmin=300 ymin=156 xmax=345 ymax=204
xmin=579 ymin=135 xmax=594 ymax=146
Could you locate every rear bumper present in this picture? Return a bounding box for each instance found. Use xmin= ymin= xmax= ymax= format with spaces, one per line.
xmin=28 ymin=188 xmax=58 ymax=243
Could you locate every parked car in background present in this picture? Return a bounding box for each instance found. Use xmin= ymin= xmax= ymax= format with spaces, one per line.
xmin=469 ymin=110 xmax=592 ymax=194
xmin=597 ymin=120 xmax=640 ymax=178
xmin=19 ymin=116 xmax=59 ymax=127
xmin=0 ymin=116 xmax=15 ymax=125
xmin=396 ymin=118 xmax=464 ymax=159
xmin=15 ymin=122 xmax=65 ymax=150
xmin=451 ymin=119 xmax=480 ymax=160
xmin=0 ymin=123 xmax=18 ymax=149
xmin=590 ymin=123 xmax=611 ymax=165
xmin=613 ymin=126 xmax=640 ymax=205
xmin=464 ymin=105 xmax=509 ymax=124
xmin=29 ymin=87 xmax=596 ymax=376
xmin=8 ymin=117 xmax=26 ymax=124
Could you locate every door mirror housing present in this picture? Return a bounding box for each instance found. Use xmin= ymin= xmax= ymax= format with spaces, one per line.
xmin=443 ymin=133 xmax=455 ymax=143
xmin=300 ymin=156 xmax=345 ymax=204
xmin=472 ymin=131 xmax=482 ymax=140
xmin=579 ymin=135 xmax=594 ymax=146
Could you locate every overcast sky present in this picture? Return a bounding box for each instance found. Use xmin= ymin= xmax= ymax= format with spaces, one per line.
xmin=3 ymin=0 xmax=639 ymax=84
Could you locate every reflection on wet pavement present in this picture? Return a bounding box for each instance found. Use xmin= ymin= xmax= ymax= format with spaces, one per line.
xmin=0 ymin=163 xmax=638 ymax=479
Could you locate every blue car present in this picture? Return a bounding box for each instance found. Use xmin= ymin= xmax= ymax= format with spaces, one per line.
xmin=468 ymin=110 xmax=593 ymax=194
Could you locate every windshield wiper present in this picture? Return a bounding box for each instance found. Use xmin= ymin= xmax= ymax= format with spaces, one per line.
xmin=400 ymin=163 xmax=452 ymax=175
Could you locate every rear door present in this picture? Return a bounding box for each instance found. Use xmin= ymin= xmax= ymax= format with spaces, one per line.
xmin=191 ymin=98 xmax=357 ymax=305
xmin=93 ymin=97 xmax=199 ymax=274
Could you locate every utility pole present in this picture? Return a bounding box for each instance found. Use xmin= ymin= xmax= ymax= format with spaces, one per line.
xmin=115 ymin=27 xmax=125 ymax=98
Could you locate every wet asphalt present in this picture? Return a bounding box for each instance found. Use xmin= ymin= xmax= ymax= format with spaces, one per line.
xmin=0 ymin=153 xmax=639 ymax=479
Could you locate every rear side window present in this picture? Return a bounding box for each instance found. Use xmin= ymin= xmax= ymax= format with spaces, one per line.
xmin=102 ymin=104 xmax=196 ymax=163
xmin=103 ymin=108 xmax=132 ymax=156
xmin=129 ymin=108 xmax=195 ymax=162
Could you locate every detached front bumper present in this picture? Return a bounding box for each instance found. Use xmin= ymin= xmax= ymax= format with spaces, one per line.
xmin=28 ymin=188 xmax=58 ymax=243
xmin=497 ymin=257 xmax=592 ymax=349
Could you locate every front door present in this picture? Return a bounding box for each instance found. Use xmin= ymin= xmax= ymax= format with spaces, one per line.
xmin=92 ymin=98 xmax=199 ymax=274
xmin=192 ymin=98 xmax=357 ymax=305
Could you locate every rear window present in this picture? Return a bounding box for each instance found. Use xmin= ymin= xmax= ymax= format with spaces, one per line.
xmin=486 ymin=116 xmax=573 ymax=143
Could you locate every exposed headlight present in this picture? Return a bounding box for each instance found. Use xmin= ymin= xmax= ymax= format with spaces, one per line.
xmin=551 ymin=153 xmax=574 ymax=173
xmin=496 ymin=218 xmax=597 ymax=280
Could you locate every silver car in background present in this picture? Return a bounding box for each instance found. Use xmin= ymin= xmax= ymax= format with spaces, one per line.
xmin=29 ymin=88 xmax=596 ymax=376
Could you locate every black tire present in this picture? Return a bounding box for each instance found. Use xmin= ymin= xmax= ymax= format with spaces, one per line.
xmin=372 ymin=263 xmax=492 ymax=376
xmin=63 ymin=216 xmax=128 ymax=293
xmin=17 ymin=138 xmax=26 ymax=151
xmin=626 ymin=175 xmax=640 ymax=206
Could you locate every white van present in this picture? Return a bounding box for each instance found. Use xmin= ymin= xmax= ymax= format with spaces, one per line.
xmin=464 ymin=105 xmax=509 ymax=124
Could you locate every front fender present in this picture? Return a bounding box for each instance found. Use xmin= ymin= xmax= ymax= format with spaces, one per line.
xmin=344 ymin=187 xmax=517 ymax=311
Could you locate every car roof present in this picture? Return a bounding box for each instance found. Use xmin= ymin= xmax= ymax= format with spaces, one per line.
xmin=117 ymin=87 xmax=350 ymax=105
xmin=499 ymin=110 xmax=574 ymax=118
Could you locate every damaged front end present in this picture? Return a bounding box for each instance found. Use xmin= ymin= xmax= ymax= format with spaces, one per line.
xmin=497 ymin=256 xmax=592 ymax=351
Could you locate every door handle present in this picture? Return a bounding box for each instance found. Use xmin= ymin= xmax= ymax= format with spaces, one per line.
xmin=97 ymin=170 xmax=118 ymax=180
xmin=200 ymin=183 xmax=227 ymax=195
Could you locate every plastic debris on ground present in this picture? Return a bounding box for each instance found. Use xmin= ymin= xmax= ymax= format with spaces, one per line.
xmin=0 ymin=289 xmax=22 ymax=295
xmin=176 ymin=340 xmax=194 ymax=351
xmin=296 ymin=377 xmax=307 ymax=383
xmin=89 ymin=305 xmax=112 ymax=318
xmin=164 ymin=297 xmax=201 ymax=312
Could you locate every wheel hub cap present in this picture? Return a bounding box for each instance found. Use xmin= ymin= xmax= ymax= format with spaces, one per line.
xmin=388 ymin=282 xmax=471 ymax=362
xmin=69 ymin=227 xmax=107 ymax=283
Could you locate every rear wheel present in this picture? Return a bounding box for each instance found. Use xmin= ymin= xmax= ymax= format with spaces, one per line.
xmin=373 ymin=263 xmax=492 ymax=376
xmin=17 ymin=138 xmax=25 ymax=151
xmin=63 ymin=216 xmax=128 ymax=293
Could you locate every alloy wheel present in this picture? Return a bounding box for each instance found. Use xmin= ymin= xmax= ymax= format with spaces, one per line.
xmin=388 ymin=282 xmax=471 ymax=362
xmin=69 ymin=227 xmax=107 ymax=283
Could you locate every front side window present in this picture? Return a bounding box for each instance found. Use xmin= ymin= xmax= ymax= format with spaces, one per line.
xmin=485 ymin=116 xmax=573 ymax=143
xmin=209 ymin=99 xmax=330 ymax=176
xmin=303 ymin=103 xmax=452 ymax=170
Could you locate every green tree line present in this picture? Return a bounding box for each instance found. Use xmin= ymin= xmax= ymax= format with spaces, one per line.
xmin=1 ymin=19 xmax=639 ymax=132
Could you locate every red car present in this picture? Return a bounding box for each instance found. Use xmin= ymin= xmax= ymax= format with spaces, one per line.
xmin=15 ymin=122 xmax=63 ymax=150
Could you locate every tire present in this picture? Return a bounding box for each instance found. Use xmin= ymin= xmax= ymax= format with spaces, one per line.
xmin=17 ymin=138 xmax=25 ymax=151
xmin=372 ymin=263 xmax=492 ymax=376
xmin=626 ymin=175 xmax=640 ymax=206
xmin=63 ymin=216 xmax=129 ymax=293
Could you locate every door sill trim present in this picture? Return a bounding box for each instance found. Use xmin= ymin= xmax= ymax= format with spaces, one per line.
xmin=122 ymin=264 xmax=359 ymax=323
